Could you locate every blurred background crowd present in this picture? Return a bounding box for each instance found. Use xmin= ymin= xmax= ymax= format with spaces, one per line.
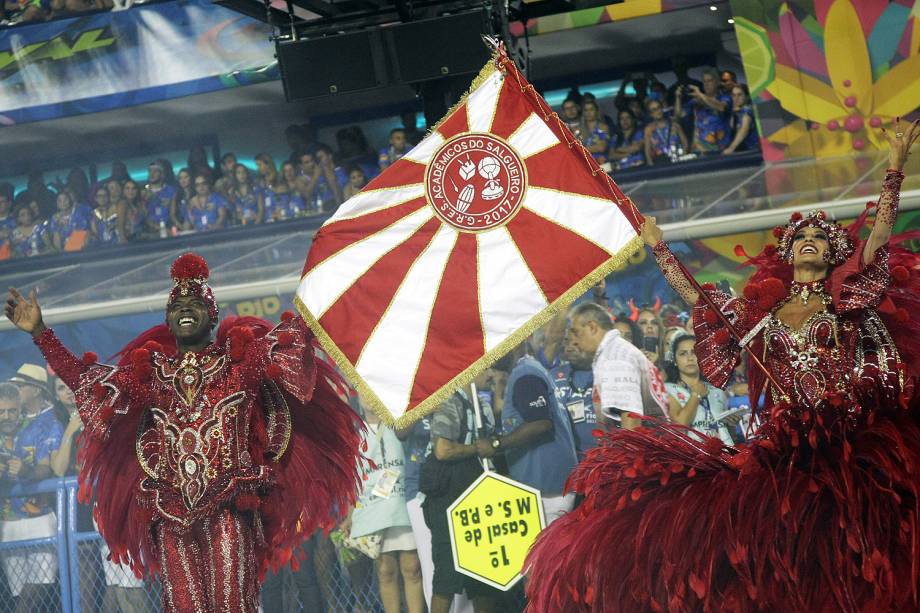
xmin=0 ymin=61 xmax=758 ymax=261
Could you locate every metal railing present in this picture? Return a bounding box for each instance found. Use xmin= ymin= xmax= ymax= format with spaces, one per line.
xmin=0 ymin=477 xmax=70 ymax=612
xmin=0 ymin=477 xmax=389 ymax=612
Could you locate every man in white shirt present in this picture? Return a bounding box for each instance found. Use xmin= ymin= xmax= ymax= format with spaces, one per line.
xmin=567 ymin=302 xmax=667 ymax=430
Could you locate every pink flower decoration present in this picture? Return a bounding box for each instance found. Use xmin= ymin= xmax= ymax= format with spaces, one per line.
xmin=844 ymin=115 xmax=864 ymax=133
xmin=843 ymin=79 xmax=852 ymax=87
xmin=869 ymin=117 xmax=881 ymax=128
xmin=844 ymin=96 xmax=857 ymax=108
xmin=827 ymin=120 xmax=840 ymax=131
xmin=853 ymin=138 xmax=866 ymax=150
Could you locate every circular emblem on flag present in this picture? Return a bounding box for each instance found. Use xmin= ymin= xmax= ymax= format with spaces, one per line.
xmin=425 ymin=133 xmax=527 ymax=232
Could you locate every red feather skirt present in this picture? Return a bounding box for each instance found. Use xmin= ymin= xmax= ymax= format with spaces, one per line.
xmin=524 ymin=404 xmax=920 ymax=613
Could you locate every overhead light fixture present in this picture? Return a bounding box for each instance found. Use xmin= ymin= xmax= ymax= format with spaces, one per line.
xmin=727 ymin=17 xmax=734 ymax=23
xmin=710 ymin=5 xmax=718 ymax=10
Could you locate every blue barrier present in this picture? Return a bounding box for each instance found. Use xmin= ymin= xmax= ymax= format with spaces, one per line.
xmin=0 ymin=477 xmax=70 ymax=612
xmin=0 ymin=477 xmax=389 ymax=613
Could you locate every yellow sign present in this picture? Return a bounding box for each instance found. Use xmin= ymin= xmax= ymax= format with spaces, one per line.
xmin=447 ymin=471 xmax=546 ymax=590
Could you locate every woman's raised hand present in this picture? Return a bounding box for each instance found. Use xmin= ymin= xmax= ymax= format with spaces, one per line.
xmin=882 ymin=117 xmax=920 ymax=171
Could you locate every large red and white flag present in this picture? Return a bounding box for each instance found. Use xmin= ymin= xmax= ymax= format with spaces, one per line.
xmin=296 ymin=47 xmax=644 ymax=426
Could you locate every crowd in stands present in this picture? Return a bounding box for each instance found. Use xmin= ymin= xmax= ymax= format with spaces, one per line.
xmin=0 ymin=63 xmax=759 ymax=263
xmin=566 ymin=64 xmax=761 ymax=170
xmin=0 ymin=121 xmax=421 ymax=261
xmin=0 ymin=281 xmax=754 ymax=612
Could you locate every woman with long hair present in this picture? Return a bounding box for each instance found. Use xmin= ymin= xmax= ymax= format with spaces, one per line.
xmin=663 ymin=331 xmax=735 ymax=446
xmin=91 ymin=185 xmax=120 ymax=246
xmin=116 ymin=179 xmax=146 ymax=243
xmin=173 ymin=168 xmax=194 ymax=230
xmin=256 ymin=153 xmax=300 ymax=222
xmin=724 ymin=83 xmax=760 ymax=154
xmin=280 ymin=161 xmax=307 ymax=217
xmin=636 ymin=306 xmax=664 ymax=367
xmin=578 ymin=100 xmax=612 ymax=165
xmin=525 ymin=121 xmax=920 ymax=612
xmin=49 ymin=190 xmax=94 ymax=252
xmin=608 ymin=110 xmax=645 ymax=171
xmin=10 ymin=203 xmax=44 ymax=258
xmin=229 ymin=164 xmax=264 ymax=225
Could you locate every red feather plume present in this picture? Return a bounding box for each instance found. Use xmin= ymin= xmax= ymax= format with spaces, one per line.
xmin=170 ymin=252 xmax=210 ymax=281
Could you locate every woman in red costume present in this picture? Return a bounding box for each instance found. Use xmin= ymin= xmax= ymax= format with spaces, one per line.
xmin=4 ymin=253 xmax=364 ymax=613
xmin=525 ymin=121 xmax=920 ymax=612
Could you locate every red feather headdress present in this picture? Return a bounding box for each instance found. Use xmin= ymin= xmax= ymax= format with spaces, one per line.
xmin=167 ymin=253 xmax=218 ymax=320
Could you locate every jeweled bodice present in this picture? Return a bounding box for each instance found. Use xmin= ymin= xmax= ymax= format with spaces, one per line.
xmin=135 ymin=349 xmax=264 ymax=523
xmin=762 ymin=310 xmax=851 ymax=408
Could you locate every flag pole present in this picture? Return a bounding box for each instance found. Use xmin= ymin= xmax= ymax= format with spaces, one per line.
xmin=470 ymin=382 xmax=492 ymax=472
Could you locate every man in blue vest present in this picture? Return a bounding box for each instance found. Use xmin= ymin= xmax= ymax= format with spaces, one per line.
xmin=480 ymin=341 xmax=579 ymax=525
xmin=550 ymin=331 xmax=597 ymax=458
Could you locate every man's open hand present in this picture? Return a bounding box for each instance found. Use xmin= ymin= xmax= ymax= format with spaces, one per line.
xmin=5 ymin=287 xmax=45 ymax=336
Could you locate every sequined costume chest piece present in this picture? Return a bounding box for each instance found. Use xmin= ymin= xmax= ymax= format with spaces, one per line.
xmin=135 ymin=348 xmax=277 ymax=524
xmin=762 ymin=309 xmax=846 ymax=408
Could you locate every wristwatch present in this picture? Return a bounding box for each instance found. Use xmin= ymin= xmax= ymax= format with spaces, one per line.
xmin=491 ymin=437 xmax=502 ymax=450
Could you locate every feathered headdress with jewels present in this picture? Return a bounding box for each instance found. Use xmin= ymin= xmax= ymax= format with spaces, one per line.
xmin=167 ymin=253 xmax=218 ymax=320
xmin=775 ymin=210 xmax=854 ymax=266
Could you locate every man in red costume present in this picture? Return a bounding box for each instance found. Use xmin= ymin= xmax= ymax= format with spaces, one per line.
xmin=4 ymin=253 xmax=364 ymax=613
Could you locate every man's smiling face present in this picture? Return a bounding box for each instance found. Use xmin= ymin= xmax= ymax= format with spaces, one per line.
xmin=166 ymin=295 xmax=213 ymax=345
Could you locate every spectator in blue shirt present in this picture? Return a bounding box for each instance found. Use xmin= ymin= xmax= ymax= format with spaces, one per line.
xmin=186 ymin=174 xmax=228 ymax=232
xmin=116 ymin=179 xmax=146 ymax=243
xmin=91 ymin=186 xmax=120 ymax=246
xmin=144 ymin=161 xmax=178 ymax=234
xmin=256 ymin=154 xmax=302 ymax=222
xmin=48 ymin=190 xmax=93 ymax=252
xmin=9 ymin=204 xmax=43 ymax=258
xmin=229 ymin=164 xmax=264 ymax=225
xmin=485 ymin=342 xmax=578 ymax=526
xmin=214 ymin=152 xmax=238 ymax=199
xmin=675 ymin=67 xmax=732 ymax=154
xmin=0 ymin=378 xmax=63 ymax=611
xmin=551 ymin=332 xmax=597 ymax=457
xmin=175 ymin=168 xmax=194 ymax=230
xmin=300 ymin=147 xmax=345 ymax=212
xmin=609 ymin=110 xmax=645 ymax=171
xmin=379 ymin=128 xmax=410 ymax=171
xmin=724 ymin=84 xmax=760 ymax=154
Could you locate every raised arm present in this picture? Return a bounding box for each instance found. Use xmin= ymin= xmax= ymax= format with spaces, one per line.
xmin=688 ymin=85 xmax=727 ymax=113
xmin=5 ymin=288 xmax=87 ymax=388
xmin=865 ymin=119 xmax=919 ymax=263
xmin=6 ymin=287 xmax=147 ymax=440
xmin=640 ymin=217 xmax=699 ymax=306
